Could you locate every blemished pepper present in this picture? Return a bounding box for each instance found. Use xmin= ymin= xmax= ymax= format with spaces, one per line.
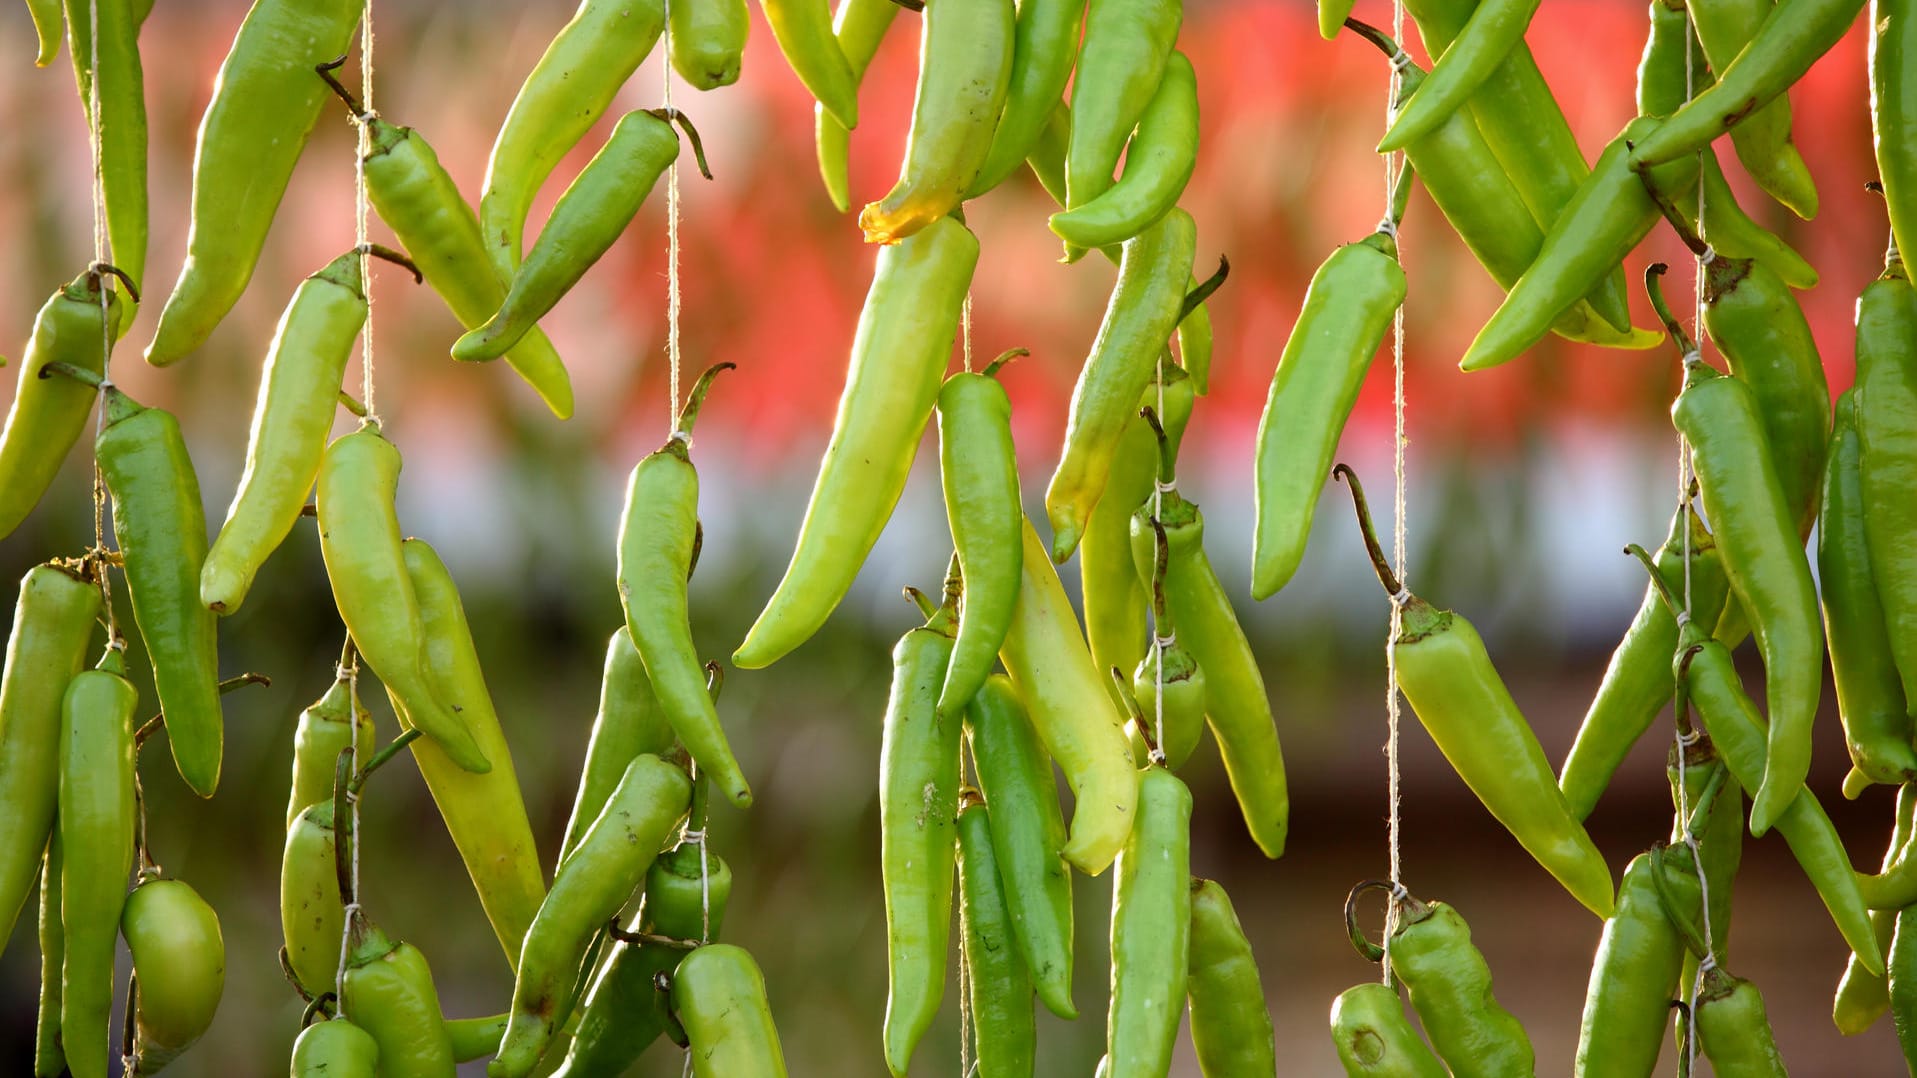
xmin=968 ymin=0 xmax=1083 ymax=196
xmin=1340 ymin=467 xmax=1614 ymax=916
xmin=492 ymin=754 xmax=691 ymax=1076
xmin=340 ymin=915 xmax=455 ymax=1077
xmin=479 ymin=0 xmax=666 ymax=278
xmin=1874 ymin=0 xmax=1917 ymax=262
xmin=122 ymin=876 xmax=225 ymax=1074
xmin=671 ymin=943 xmax=790 ymax=1077
xmin=814 ymin=0 xmax=898 ymax=212
xmin=1688 ymin=0 xmax=1818 ymax=218
xmin=1048 ymin=52 xmax=1198 ymax=253
xmin=0 ymin=269 xmax=119 ymax=540
xmin=1252 ymin=177 xmax=1407 ymax=601
xmin=96 ymin=387 xmax=225 ymax=797
xmin=936 ymin=354 xmax=1024 ymax=719
xmin=956 ymin=796 xmax=1036 ymax=1078
xmin=1856 ymin=252 xmax=1917 ymax=709
xmin=1833 ymin=785 xmax=1915 ymax=1035
xmin=458 ymin=108 xmax=696 ymax=364
xmin=56 ymin=646 xmax=137 ymax=1078
xmin=0 ymin=561 xmax=100 ymax=946
xmin=281 ymin=801 xmax=346 ymax=998
xmin=63 ymin=0 xmax=145 ymax=333
xmin=1373 ymin=889 xmax=1536 ymax=1077
xmin=1046 ymin=207 xmax=1197 ymax=562
xmin=735 ymin=214 xmax=977 ymax=669
xmin=858 ymin=0 xmax=1013 ymax=245
xmin=1694 ymin=966 xmax=1789 ymax=1077
xmin=759 ymin=0 xmax=860 ymax=129
xmin=290 ymin=1018 xmax=381 ymax=1077
xmin=315 ymin=425 xmax=491 ymax=774
xmin=202 ymin=249 xmax=371 ymax=616
xmin=1187 ymin=878 xmax=1276 ymax=1077
xmin=1329 ymin=981 xmax=1449 ymax=1077
xmin=1573 ymin=852 xmax=1688 ymax=1077
xmin=560 ymin=627 xmax=676 ymax=863
xmin=285 ymin=660 xmax=374 ymax=829
xmin=618 ymin=363 xmax=752 ymax=809
xmin=668 ymin=0 xmax=748 ymax=89
xmin=143 ymin=0 xmax=366 ymax=365
xmin=1105 ymin=766 xmax=1192 ymax=1078
xmin=1063 ymin=0 xmax=1180 ymax=231
xmin=999 ymin=515 xmax=1138 ymax=876
xmin=1376 ymin=0 xmax=1542 ymax=154
xmin=964 ymin=674 xmax=1077 ymax=1019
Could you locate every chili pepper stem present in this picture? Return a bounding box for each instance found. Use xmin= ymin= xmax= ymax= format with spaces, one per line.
xmin=642 ymin=107 xmax=715 ymax=180
xmin=981 ymin=347 xmax=1027 ymax=378
xmin=1643 ymin=264 xmax=1699 ymax=357
xmin=1332 ymin=464 xmax=1405 ymax=599
xmin=1179 ymin=256 xmax=1230 ymax=323
xmin=37 ymin=361 xmax=105 ymax=388
xmin=674 ymin=361 xmax=737 ymax=439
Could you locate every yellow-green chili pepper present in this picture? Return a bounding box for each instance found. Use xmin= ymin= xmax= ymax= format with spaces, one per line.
xmin=1105 ymin=765 xmax=1191 ymax=1078
xmin=669 ymin=0 xmax=748 ymax=89
xmin=63 ymin=0 xmax=145 ymax=333
xmin=1688 ymin=0 xmax=1817 ymax=218
xmin=1063 ymin=0 xmax=1180 ymax=232
xmin=760 ymin=0 xmax=860 ymax=129
xmin=122 ymin=875 xmax=224 ymax=1074
xmin=935 ymin=351 xmax=1024 ymax=719
xmin=1049 ymin=51 xmax=1197 ymax=253
xmin=285 ymin=658 xmax=374 ymax=829
xmin=1874 ymin=0 xmax=1917 ymax=261
xmin=561 ymin=627 xmax=676 ymax=863
xmin=1834 ymin=785 xmax=1914 ymax=1034
xmin=0 ymin=269 xmax=119 ymax=540
xmin=1856 ymin=251 xmax=1917 ymax=713
xmin=35 ymin=833 xmax=63 ymax=1077
xmin=291 ymin=1018 xmax=381 ymax=1077
xmin=969 ymin=0 xmax=1084 ymax=196
xmin=340 ymin=914 xmax=455 ymax=1078
xmin=1187 ymin=878 xmax=1275 ymax=1078
xmin=814 ymin=0 xmax=898 ymax=213
xmin=25 ymin=0 xmax=61 ymax=65
xmin=671 ymin=943 xmax=790 ymax=1077
xmin=281 ymin=801 xmax=345 ymax=999
xmin=1329 ymin=981 xmax=1448 ymax=1078
xmin=1377 ymin=0 xmax=1541 ymax=154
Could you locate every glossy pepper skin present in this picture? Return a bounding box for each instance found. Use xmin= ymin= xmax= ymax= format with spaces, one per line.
xmin=1673 ymin=358 xmax=1823 ymax=834
xmin=1049 ymin=52 xmax=1198 ymax=252
xmin=35 ymin=834 xmax=64 ymax=1077
xmin=458 ymin=109 xmax=682 ymax=363
xmin=814 ymin=0 xmax=898 ymax=212
xmin=858 ymin=0 xmax=1013 ymax=244
xmin=1389 ymin=894 xmax=1535 ymax=1077
xmin=1187 ymin=878 xmax=1276 ymax=1077
xmin=1874 ymin=0 xmax=1917 ymax=262
xmin=735 ymin=215 xmax=977 ymax=669
xmin=1341 ymin=467 xmax=1613 ymax=916
xmin=560 ymin=627 xmax=675 ymax=863
xmin=1328 ymin=981 xmax=1449 ymax=1077
xmin=143 ymin=0 xmax=366 ymax=365
xmin=479 ymin=0 xmax=666 ymax=278
xmin=0 ymin=270 xmax=118 ymax=540
xmin=1892 ymin=887 xmax=1917 ymax=1063
xmin=291 ymin=1018 xmax=381 ymax=1076
xmin=760 ymin=0 xmax=860 ymax=129
xmin=63 ymin=0 xmax=145 ymax=333
xmin=668 ymin=0 xmax=748 ymax=89
xmin=340 ymin=917 xmax=455 ymax=1078
xmin=25 ymin=0 xmax=61 ymax=65
xmin=202 ymin=250 xmax=368 ymax=615
xmin=315 ymin=426 xmax=490 ymax=774
xmin=1694 ymin=966 xmax=1788 ymax=1077
xmin=1857 ymin=255 xmax=1917 ymax=708
xmin=97 ymin=388 xmax=225 ymax=797
xmin=396 ymin=539 xmax=547 ymax=967
xmin=964 ymin=674 xmax=1077 ymax=1019
xmin=956 ymin=799 xmax=1036 ymax=1078
xmin=936 ymin=361 xmax=1024 ymax=720
xmin=618 ymin=365 xmax=752 ymax=808
xmin=1834 ymin=785 xmax=1914 ymax=1035
xmin=285 ymin=667 xmax=374 ymax=830
xmin=1105 ymin=767 xmax=1192 ymax=1078
xmin=672 ymin=943 xmax=790 ymax=1077
xmin=492 ymin=754 xmax=691 ymax=1077
xmin=280 ymin=802 xmax=346 ymax=998
xmin=1377 ymin=0 xmax=1542 ymax=154
xmin=1064 ymin=0 xmax=1180 ymax=229
xmin=1573 ymin=852 xmax=1687 ymax=1077
xmin=122 ymin=876 xmax=225 ymax=1074
xmin=1689 ymin=0 xmax=1818 ymax=218
xmin=1046 ymin=207 xmax=1196 ymax=562
xmin=0 ymin=562 xmax=99 ymax=946
xmin=969 ymin=0 xmax=1084 ymax=196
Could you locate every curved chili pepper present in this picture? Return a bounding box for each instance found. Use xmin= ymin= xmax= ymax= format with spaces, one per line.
xmin=34 ymin=834 xmax=63 ymax=1077
xmin=63 ymin=0 xmax=145 ymax=333
xmin=1628 ymin=0 xmax=1867 ymax=169
xmin=1049 ymin=52 xmax=1197 ymax=252
xmin=1689 ymin=0 xmax=1818 ymax=218
xmin=479 ymin=0 xmax=666 ymax=278
xmin=618 ymin=363 xmax=751 ymax=808
xmin=1105 ymin=766 xmax=1192 ymax=1078
xmin=670 ymin=943 xmax=790 ymax=1076
xmin=1377 ymin=0 xmax=1541 ymax=154
xmin=1378 ymin=888 xmax=1536 ymax=1076
xmin=956 ymin=796 xmax=1036 ymax=1077
xmin=936 ymin=354 xmax=1024 ymax=719
xmin=1834 ymin=785 xmax=1915 ymax=1035
xmin=1063 ymin=0 xmax=1181 ymax=229
xmin=1573 ymin=851 xmax=1688 ymax=1076
xmin=669 ymin=0 xmax=748 ymax=89
xmin=1046 ymin=207 xmax=1196 ymax=562
xmin=1856 ymin=251 xmax=1917 ymax=711
xmin=286 ymin=662 xmax=374 ymax=830
xmin=1694 ymin=965 xmax=1789 ymax=1076
xmin=96 ymin=387 xmax=225 ymax=797
xmin=1340 ymin=467 xmax=1613 ymax=915
xmin=814 ymin=0 xmax=898 ymax=213
xmin=859 ymin=0 xmax=1013 ymax=244
xmin=25 ymin=0 xmax=60 ymax=66
xmin=1874 ymin=0 xmax=1917 ymax=261
xmin=1187 ymin=878 xmax=1275 ymax=1077
xmin=735 ymin=215 xmax=977 ymax=669
xmin=122 ymin=876 xmax=224 ymax=1073
xmin=290 ymin=1018 xmax=380 ymax=1076
xmin=143 ymin=0 xmax=366 ymax=365
xmin=760 ymin=0 xmax=860 ymax=130
xmin=1329 ymin=981 xmax=1449 ymax=1077
xmin=0 ymin=269 xmax=118 ymax=540
xmin=969 ymin=0 xmax=1085 ymax=195
xmin=459 ymin=108 xmax=696 ymax=363
xmin=561 ymin=627 xmax=676 ymax=863
xmin=340 ymin=915 xmax=456 ymax=1076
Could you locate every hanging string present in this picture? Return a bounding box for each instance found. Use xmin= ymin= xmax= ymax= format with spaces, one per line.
xmin=355 ymin=5 xmax=379 ymax=424
xmin=961 ymin=293 xmax=974 ymax=372
xmin=664 ymin=37 xmax=684 ymax=430
xmin=1150 ymin=353 xmax=1167 ymax=760
xmin=85 ymin=0 xmax=120 ymax=640
xmin=1379 ymin=0 xmax=1410 ymax=977
xmin=334 ymin=651 xmax=364 ymax=995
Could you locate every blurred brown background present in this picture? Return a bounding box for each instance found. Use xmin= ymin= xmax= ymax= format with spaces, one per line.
xmin=0 ymin=0 xmax=1905 ymax=1073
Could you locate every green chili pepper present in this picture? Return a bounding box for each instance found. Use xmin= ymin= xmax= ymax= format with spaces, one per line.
xmin=1000 ymin=515 xmax=1139 ymax=875
xmin=956 ymin=796 xmax=1036 ymax=1078
xmin=880 ymin=573 xmax=962 ymax=1076
xmin=1693 ymin=965 xmax=1788 ymax=1077
xmin=1252 ymin=187 xmax=1407 ymax=601
xmin=761 ymin=0 xmax=860 ymax=129
xmin=1329 ymin=982 xmax=1449 ymax=1078
xmin=1373 ymin=888 xmax=1536 ymax=1077
xmin=1136 ymin=425 xmax=1287 ymax=857
xmin=1680 ymin=0 xmax=1819 ymax=217
xmin=317 ymin=75 xmax=574 ymax=417
xmin=143 ymin=0 xmax=367 ymax=365
xmin=814 ymin=0 xmax=898 ymax=213
xmin=0 ymin=270 xmax=118 ymax=540
xmin=96 ymin=387 xmax=224 ymax=797
xmin=63 ymin=0 xmax=145 ymax=333
xmin=1559 ymin=508 xmax=1729 ymax=820
xmin=0 ymin=561 xmax=100 ymax=946
xmin=291 ymin=1018 xmax=381 ymax=1077
xmin=1628 ymin=0 xmax=1866 ymax=170
xmin=1674 ymin=152 xmax=1822 ymax=292
xmin=1339 ymin=467 xmax=1614 ymax=915
xmin=1187 ymin=878 xmax=1275 ymax=1078
xmin=671 ymin=943 xmax=790 ymax=1076
xmin=1856 ymin=251 xmax=1917 ymax=710
xmin=1834 ymin=785 xmax=1915 ymax=1035
xmin=561 ymin=627 xmax=676 ymax=863
xmin=459 ymin=109 xmax=699 ymax=363
xmin=1376 ymin=0 xmax=1541 ymax=153
xmin=617 ymin=363 xmax=752 ymax=808
xmin=1063 ymin=0 xmax=1179 ymax=233
xmin=669 ymin=0 xmax=748 ymax=89
xmin=1048 ymin=52 xmax=1197 ymax=252
xmin=1320 ymin=0 xmax=1357 ymax=38
xmin=969 ymin=0 xmax=1084 ymax=196
xmin=1459 ymin=116 xmax=1699 ymax=371
xmin=203 ymin=250 xmax=369 ymax=615
xmin=1573 ymin=852 xmax=1688 ymax=1077
xmin=964 ymin=673 xmax=1077 ymax=1019
xmin=315 ymin=426 xmax=490 ymax=774
xmin=285 ymin=661 xmax=374 ymax=830
xmin=492 ymin=754 xmax=691 ymax=1076
xmin=1046 ymin=207 xmax=1196 ymax=562
xmin=1874 ymin=0 xmax=1917 ymax=261
xmin=339 ymin=915 xmax=455 ymax=1078
xmin=395 ymin=538 xmax=547 ymax=967
xmin=446 ymin=1013 xmax=509 ymax=1064
xmin=35 ymin=833 xmax=63 ymax=1077
xmin=1821 ymin=392 xmax=1917 ymax=786
xmin=122 ymin=876 xmax=224 ymax=1074
xmin=858 ymin=0 xmax=1013 ymax=244
xmin=479 ymin=0 xmax=666 ymax=278
xmin=1895 ymin=903 xmax=1917 ymax=1067
xmin=936 ymin=353 xmax=1024 ymax=719
xmin=735 ymin=215 xmax=977 ymax=669
xmin=25 ymin=0 xmax=61 ymax=65
xmin=1105 ymin=766 xmax=1191 ymax=1078
xmin=1669 ymin=740 xmax=1740 ymax=960
xmin=1130 ymin=520 xmax=1208 ymax=770
xmin=281 ymin=801 xmax=345 ymax=998
xmin=57 ymin=645 xmax=138 ymax=1078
